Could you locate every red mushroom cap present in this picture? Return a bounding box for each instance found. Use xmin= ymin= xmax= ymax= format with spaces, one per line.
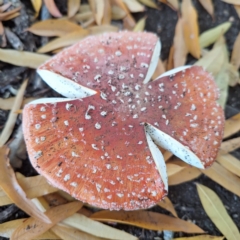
xmin=23 ymin=31 xmax=224 ymax=210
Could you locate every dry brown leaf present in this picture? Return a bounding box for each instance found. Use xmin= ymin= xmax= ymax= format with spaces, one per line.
xmin=77 ymin=207 xmax=93 ymax=217
xmin=224 ymin=113 xmax=240 ymax=139
xmin=217 ymin=154 xmax=240 ymax=177
xmin=167 ymin=45 xmax=174 ymax=70
xmin=181 ymin=0 xmax=201 ymax=59
xmin=173 ymin=236 xmax=224 ymax=240
xmin=43 ymin=0 xmax=62 ymax=17
xmin=198 ymin=0 xmax=214 ymax=18
xmin=197 ymin=184 xmax=240 ymax=240
xmin=231 ymin=32 xmax=240 ymax=70
xmin=133 ymin=16 xmax=146 ymax=32
xmin=88 ymin=24 xmax=118 ymax=35
xmin=202 ymin=162 xmax=240 ymax=198
xmin=0 ymin=146 xmax=50 ymax=223
xmin=168 ymin=167 xmax=202 ymax=185
xmin=0 ymin=174 xmax=58 ymax=206
xmin=2 ymin=12 xmax=20 ymax=21
xmin=221 ymin=0 xmax=240 ymax=4
xmin=68 ymin=0 xmax=81 ymax=18
xmin=0 ymin=80 xmax=27 ymax=147
xmin=74 ymin=11 xmax=93 ymax=22
xmin=173 ymin=17 xmax=187 ymax=67
xmin=91 ymin=211 xmax=204 ymax=233
xmin=111 ymin=5 xmax=126 ymax=20
xmin=27 ymin=19 xmax=83 ymax=37
xmin=199 ymin=22 xmax=231 ymax=48
xmin=0 ymin=3 xmax=11 ymax=13
xmin=62 ymin=213 xmax=138 ymax=239
xmin=51 ymin=225 xmax=105 ymax=240
xmin=0 ymin=6 xmax=21 ymax=21
xmin=152 ymin=59 xmax=166 ymax=79
xmin=0 ymin=48 xmax=50 ymax=68
xmin=235 ymin=5 xmax=240 ymax=17
xmin=37 ymin=29 xmax=90 ymax=53
xmin=123 ymin=0 xmax=145 ymax=12
xmin=139 ymin=0 xmax=159 ymax=9
xmin=30 ymin=0 xmax=42 ymax=17
xmin=164 ymin=150 xmax=173 ymax=162
xmin=167 ymin=163 xmax=184 ymax=177
xmin=0 ymin=97 xmax=36 ymax=111
xmin=102 ymin=0 xmax=111 ymax=25
xmin=79 ymin=3 xmax=91 ymax=12
xmin=94 ymin=0 xmax=104 ymax=25
xmin=167 ymin=0 xmax=179 ymax=10
xmin=220 ymin=137 xmax=240 ymax=154
xmin=11 ymin=201 xmax=83 ymax=240
xmin=157 ymin=197 xmax=178 ymax=217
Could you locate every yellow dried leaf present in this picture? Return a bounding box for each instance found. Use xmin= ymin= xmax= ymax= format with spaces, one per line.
xmin=173 ymin=236 xmax=224 ymax=240
xmin=91 ymin=211 xmax=204 ymax=233
xmin=0 ymin=80 xmax=27 ymax=147
xmin=173 ymin=17 xmax=187 ymax=67
xmin=102 ymin=0 xmax=111 ymax=25
xmin=167 ymin=163 xmax=184 ymax=177
xmin=181 ymin=0 xmax=200 ymax=58
xmin=152 ymin=59 xmax=166 ymax=80
xmin=68 ymin=0 xmax=81 ymax=18
xmin=217 ymin=154 xmax=240 ymax=177
xmin=221 ymin=0 xmax=240 ymax=4
xmin=51 ymin=225 xmax=105 ymax=240
xmin=88 ymin=24 xmax=118 ymax=35
xmin=37 ymin=29 xmax=90 ymax=53
xmin=0 ymin=48 xmax=50 ymax=68
xmin=123 ymin=0 xmax=145 ymax=12
xmin=220 ymin=137 xmax=240 ymax=154
xmin=197 ymin=184 xmax=240 ymax=240
xmin=231 ymin=33 xmax=240 ymax=70
xmin=138 ymin=0 xmax=159 ymax=9
xmin=167 ymin=45 xmax=174 ymax=70
xmin=74 ymin=11 xmax=93 ymax=22
xmin=169 ymin=167 xmax=202 ymax=185
xmin=43 ymin=0 xmax=62 ymax=17
xmin=167 ymin=0 xmax=179 ymax=10
xmin=199 ymin=22 xmax=231 ymax=48
xmin=157 ymin=197 xmax=178 ymax=217
xmin=0 ymin=146 xmax=50 ymax=223
xmin=11 ymin=201 xmax=83 ymax=240
xmin=198 ymin=0 xmax=214 ymax=18
xmin=27 ymin=19 xmax=83 ymax=37
xmin=62 ymin=213 xmax=138 ymax=239
xmin=202 ymin=162 xmax=240 ymax=198
xmin=30 ymin=0 xmax=42 ymax=17
xmin=111 ymin=5 xmax=126 ymax=20
xmin=0 ymin=97 xmax=36 ymax=110
xmin=224 ymin=113 xmax=240 ymax=139
xmin=0 ymin=219 xmax=25 ymax=238
xmin=133 ymin=16 xmax=146 ymax=32
xmin=164 ymin=150 xmax=173 ymax=162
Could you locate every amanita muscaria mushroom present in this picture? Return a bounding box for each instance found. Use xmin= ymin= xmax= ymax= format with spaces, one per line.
xmin=23 ymin=31 xmax=224 ymax=210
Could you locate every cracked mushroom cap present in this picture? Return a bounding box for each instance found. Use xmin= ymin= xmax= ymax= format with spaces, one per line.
xmin=22 ymin=31 xmax=224 ymax=210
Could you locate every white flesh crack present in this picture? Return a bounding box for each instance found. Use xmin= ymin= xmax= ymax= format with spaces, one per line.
xmin=143 ymin=40 xmax=161 ymax=84
xmin=37 ymin=69 xmax=97 ymax=98
xmin=145 ymin=128 xmax=168 ymax=192
xmin=145 ymin=123 xmax=204 ymax=169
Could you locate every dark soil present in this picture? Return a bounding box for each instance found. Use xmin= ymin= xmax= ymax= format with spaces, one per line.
xmin=0 ymin=0 xmax=240 ymax=240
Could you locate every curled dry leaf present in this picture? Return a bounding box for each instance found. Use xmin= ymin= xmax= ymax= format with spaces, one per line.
xmin=139 ymin=0 xmax=159 ymax=9
xmin=91 ymin=211 xmax=204 ymax=233
xmin=62 ymin=213 xmax=138 ymax=240
xmin=11 ymin=201 xmax=83 ymax=240
xmin=43 ymin=0 xmax=62 ymax=18
xmin=157 ymin=197 xmax=178 ymax=217
xmin=0 ymin=80 xmax=27 ymax=147
xmin=123 ymin=0 xmax=145 ymax=12
xmin=30 ymin=0 xmax=42 ymax=17
xmin=167 ymin=0 xmax=179 ymax=10
xmin=27 ymin=19 xmax=83 ymax=37
xmin=74 ymin=11 xmax=93 ymax=22
xmin=217 ymin=154 xmax=240 ymax=177
xmin=198 ymin=0 xmax=214 ymax=18
xmin=223 ymin=113 xmax=240 ymax=139
xmin=0 ymin=6 xmax=21 ymax=21
xmin=0 ymin=48 xmax=50 ymax=68
xmin=202 ymin=162 xmax=240 ymax=198
xmin=173 ymin=17 xmax=187 ymax=67
xmin=68 ymin=0 xmax=81 ymax=18
xmin=167 ymin=163 xmax=184 ymax=177
xmin=220 ymin=137 xmax=240 ymax=154
xmin=197 ymin=184 xmax=240 ymax=240
xmin=173 ymin=236 xmax=224 ymax=240
xmin=0 ymin=146 xmax=50 ymax=223
xmin=181 ymin=0 xmax=201 ymax=59
xmin=199 ymin=22 xmax=232 ymax=48
xmin=133 ymin=16 xmax=147 ymax=32
xmin=231 ymin=32 xmax=240 ymax=70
